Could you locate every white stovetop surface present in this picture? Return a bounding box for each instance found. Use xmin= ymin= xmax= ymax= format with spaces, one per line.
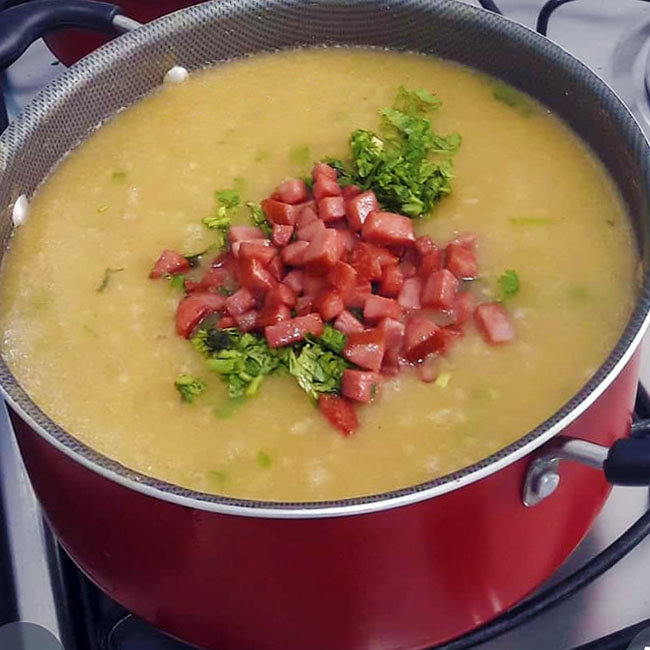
xmin=5 ymin=1 xmax=650 ymax=648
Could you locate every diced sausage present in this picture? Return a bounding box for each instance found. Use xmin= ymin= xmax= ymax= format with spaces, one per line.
xmin=225 ymin=287 xmax=256 ymax=316
xmin=446 ymin=242 xmax=477 ymax=279
xmin=399 ymin=261 xmax=418 ymax=279
xmin=283 ymin=270 xmax=304 ymax=294
xmin=379 ymin=317 xmax=405 ymax=372
xmin=404 ymin=316 xmax=440 ymax=362
xmin=303 ymin=228 xmax=345 ymax=272
xmin=337 ymin=229 xmax=359 ymax=252
xmin=256 ymin=302 xmax=292 ymax=328
xmin=415 ymin=236 xmax=435 ymax=256
xmin=275 ymin=178 xmax=309 ymax=204
xmin=342 ymin=185 xmax=362 ymax=200
xmin=237 ymin=241 xmax=277 ymax=265
xmin=297 ymin=219 xmax=326 ymax=242
xmin=281 ymin=240 xmax=310 ymax=266
xmin=344 ymin=278 xmax=372 ymax=309
xmin=265 ymin=313 xmax=324 ymax=348
xmin=295 ymin=295 xmax=314 ymax=316
xmin=421 ymin=269 xmax=459 ymax=310
xmin=474 ymin=303 xmax=515 ymax=344
xmin=302 ymin=272 xmax=328 ymax=298
xmin=419 ymin=249 xmax=444 ymax=277
xmin=342 ymin=370 xmax=381 ymax=403
xmin=296 ymin=206 xmax=319 ymax=228
xmin=362 ymin=211 xmax=416 ymax=247
xmin=334 ymin=310 xmax=364 ymax=335
xmin=228 ymin=226 xmax=265 ymax=244
xmin=266 ymin=255 xmax=285 ymax=282
xmin=237 ymin=257 xmax=276 ymax=292
xmin=318 ymin=196 xmax=347 ymax=222
xmin=234 ymin=309 xmax=258 ymax=332
xmin=266 ymin=283 xmax=297 ymax=308
xmin=318 ymin=394 xmax=358 ymax=437
xmin=312 ymin=162 xmax=338 ymax=182
xmin=313 ymin=177 xmax=342 ymax=201
xmin=149 ymin=249 xmax=191 ymax=279
xmin=272 ymin=224 xmax=294 ymax=247
xmin=314 ymin=289 xmax=345 ymax=321
xmin=346 ymin=190 xmax=379 ymax=231
xmin=363 ymin=295 xmax=403 ymax=324
xmin=327 ymin=261 xmax=358 ymax=298
xmin=217 ymin=315 xmax=235 ymax=329
xmin=197 ymin=267 xmax=235 ymax=293
xmin=378 ymin=264 xmax=405 ymax=297
xmin=343 ymin=328 xmax=386 ymax=372
xmin=398 ymin=276 xmax=422 ymax=310
xmin=175 ymin=292 xmax=226 ymax=338
xmin=261 ymin=199 xmax=299 ymax=226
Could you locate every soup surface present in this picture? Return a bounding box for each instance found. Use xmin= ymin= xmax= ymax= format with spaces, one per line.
xmin=0 ymin=49 xmax=639 ymax=501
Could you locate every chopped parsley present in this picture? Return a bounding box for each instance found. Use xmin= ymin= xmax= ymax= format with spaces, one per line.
xmin=247 ymin=201 xmax=272 ymax=237
xmin=203 ymin=189 xmax=241 ymax=248
xmin=191 ymin=324 xmax=349 ymax=405
xmin=174 ymin=375 xmax=206 ymax=403
xmin=256 ymin=450 xmax=272 ymax=468
xmin=281 ymin=341 xmax=349 ymax=402
xmin=497 ymin=269 xmax=520 ymax=299
xmin=97 ymin=205 xmax=109 ymax=214
xmin=492 ymin=82 xmax=534 ymax=117
xmin=326 ymin=86 xmax=461 ymax=218
xmin=202 ymin=328 xmax=282 ymax=398
xmin=111 ymin=170 xmax=127 ymax=182
xmin=96 ymin=267 xmax=124 ymax=292
xmin=434 ymin=371 xmax=451 ymax=388
xmin=168 ymin=274 xmax=185 ymax=292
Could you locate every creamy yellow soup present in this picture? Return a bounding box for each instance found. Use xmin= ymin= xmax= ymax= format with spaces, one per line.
xmin=0 ymin=49 xmax=639 ymax=501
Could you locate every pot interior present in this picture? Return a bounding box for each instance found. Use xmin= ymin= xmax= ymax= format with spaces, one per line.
xmin=1 ymin=0 xmax=650 ymax=515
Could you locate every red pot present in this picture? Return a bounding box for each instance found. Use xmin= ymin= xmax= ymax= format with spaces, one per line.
xmin=1 ymin=2 xmax=650 ymax=649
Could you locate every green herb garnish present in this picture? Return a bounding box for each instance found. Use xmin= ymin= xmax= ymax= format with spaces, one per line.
xmin=174 ymin=375 xmax=206 ymax=403
xmin=247 ymin=201 xmax=273 ymax=237
xmin=96 ymin=267 xmax=124 ymax=292
xmin=168 ymin=274 xmax=186 ymax=292
xmin=97 ymin=205 xmax=109 ymax=214
xmin=281 ymin=341 xmax=350 ymax=402
xmin=325 ymin=86 xmax=461 ymax=218
xmin=310 ymin=324 xmax=347 ymax=354
xmin=111 ymin=170 xmax=127 ymax=182
xmin=203 ymin=189 xmax=241 ymax=248
xmin=434 ymin=371 xmax=451 ymax=388
xmin=289 ymin=144 xmax=311 ymax=170
xmin=203 ymin=328 xmax=282 ymax=398
xmin=492 ymin=82 xmax=534 ymax=117
xmin=256 ymin=450 xmax=272 ymax=468
xmin=497 ymin=269 xmax=520 ymax=299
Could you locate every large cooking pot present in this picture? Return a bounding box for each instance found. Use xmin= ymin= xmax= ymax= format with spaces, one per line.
xmin=2 ymin=1 xmax=650 ymax=648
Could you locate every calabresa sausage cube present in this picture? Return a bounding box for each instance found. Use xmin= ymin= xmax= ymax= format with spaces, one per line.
xmin=265 ymin=313 xmax=324 ymax=348
xmin=474 ymin=303 xmax=516 ymax=344
xmin=342 ymin=370 xmax=381 ymax=403
xmin=176 ymin=293 xmax=226 ymax=338
xmin=149 ymin=249 xmax=191 ymax=279
xmin=275 ymin=178 xmax=309 ymax=204
xmin=343 ymin=328 xmax=386 ymax=372
xmin=346 ymin=190 xmax=379 ymax=231
xmin=318 ymin=394 xmax=358 ymax=437
xmin=421 ymin=269 xmax=459 ymax=310
xmin=362 ymin=211 xmax=416 ymax=247
xmin=446 ymin=242 xmax=477 ymax=279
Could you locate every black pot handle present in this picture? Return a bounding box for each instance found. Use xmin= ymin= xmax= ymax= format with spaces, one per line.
xmin=522 ymin=424 xmax=650 ymax=506
xmin=0 ymin=0 xmax=140 ymax=70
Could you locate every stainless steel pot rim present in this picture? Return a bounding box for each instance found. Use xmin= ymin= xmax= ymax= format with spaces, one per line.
xmin=1 ymin=0 xmax=650 ymax=519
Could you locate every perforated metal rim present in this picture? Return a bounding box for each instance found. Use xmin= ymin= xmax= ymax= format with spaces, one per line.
xmin=1 ymin=0 xmax=649 ymax=518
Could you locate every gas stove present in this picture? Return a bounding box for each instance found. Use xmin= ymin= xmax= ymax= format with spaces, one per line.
xmin=4 ymin=1 xmax=650 ymax=649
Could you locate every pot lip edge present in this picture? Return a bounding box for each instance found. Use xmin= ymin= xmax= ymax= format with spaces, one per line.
xmin=2 ymin=0 xmax=650 ymax=518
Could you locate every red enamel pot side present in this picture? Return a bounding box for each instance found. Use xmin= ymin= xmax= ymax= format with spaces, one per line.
xmin=9 ymin=350 xmax=640 ymax=650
